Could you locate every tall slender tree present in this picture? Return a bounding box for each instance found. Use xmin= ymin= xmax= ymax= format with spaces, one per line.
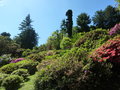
xmin=18 ymin=14 xmax=38 ymax=49
xmin=66 ymin=9 xmax=73 ymax=38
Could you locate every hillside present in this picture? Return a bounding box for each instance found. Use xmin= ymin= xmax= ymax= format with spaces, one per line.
xmin=0 ymin=27 xmax=120 ymax=90
xmin=0 ymin=1 xmax=120 ymax=90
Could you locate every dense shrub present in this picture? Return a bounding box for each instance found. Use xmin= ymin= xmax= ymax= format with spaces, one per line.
xmin=71 ymin=32 xmax=85 ymax=43
xmin=1 ymin=75 xmax=23 ymax=90
xmin=22 ymin=49 xmax=32 ymax=57
xmin=0 ymin=73 xmax=9 ymax=86
xmin=39 ymin=44 xmax=47 ymax=51
xmin=11 ymin=69 xmax=30 ymax=80
xmin=76 ymin=61 xmax=114 ymax=90
xmin=60 ymin=37 xmax=72 ymax=49
xmin=0 ymin=60 xmax=38 ymax=74
xmin=44 ymin=50 xmax=69 ymax=60
xmin=35 ymin=60 xmax=83 ymax=90
xmin=34 ymin=47 xmax=89 ymax=90
xmin=0 ymin=54 xmax=11 ymax=67
xmin=61 ymin=47 xmax=88 ymax=62
xmin=27 ymin=54 xmax=44 ymax=62
xmin=0 ymin=36 xmax=20 ymax=56
xmin=35 ymin=56 xmax=117 ymax=90
xmin=90 ymin=36 xmax=120 ymax=63
xmin=34 ymin=41 xmax=120 ymax=90
xmin=16 ymin=60 xmax=38 ymax=74
xmin=12 ymin=48 xmax=25 ymax=58
xmin=74 ymin=29 xmax=110 ymax=51
xmin=0 ymin=63 xmax=17 ymax=74
xmin=109 ymin=23 xmax=120 ymax=35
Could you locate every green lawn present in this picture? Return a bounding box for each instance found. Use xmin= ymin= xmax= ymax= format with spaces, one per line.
xmin=19 ymin=74 xmax=37 ymax=90
xmin=0 ymin=87 xmax=5 ymax=90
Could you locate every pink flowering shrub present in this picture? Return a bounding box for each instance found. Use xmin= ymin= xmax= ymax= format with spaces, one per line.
xmin=109 ymin=24 xmax=120 ymax=35
xmin=90 ymin=37 xmax=120 ymax=63
xmin=10 ymin=58 xmax=25 ymax=63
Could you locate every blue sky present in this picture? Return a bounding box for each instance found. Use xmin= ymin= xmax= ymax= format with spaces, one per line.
xmin=0 ymin=0 xmax=116 ymax=45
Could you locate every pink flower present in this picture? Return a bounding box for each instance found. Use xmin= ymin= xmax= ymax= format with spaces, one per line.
xmin=10 ymin=58 xmax=25 ymax=63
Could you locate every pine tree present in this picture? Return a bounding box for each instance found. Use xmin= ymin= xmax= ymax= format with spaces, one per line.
xmin=18 ymin=14 xmax=38 ymax=49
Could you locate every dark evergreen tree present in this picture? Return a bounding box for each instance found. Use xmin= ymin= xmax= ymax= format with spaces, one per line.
xmin=18 ymin=14 xmax=38 ymax=49
xmin=77 ymin=13 xmax=91 ymax=32
xmin=93 ymin=5 xmax=120 ymax=29
xmin=104 ymin=5 xmax=120 ymax=29
xmin=1 ymin=32 xmax=11 ymax=37
xmin=92 ymin=10 xmax=105 ymax=29
xmin=66 ymin=9 xmax=73 ymax=38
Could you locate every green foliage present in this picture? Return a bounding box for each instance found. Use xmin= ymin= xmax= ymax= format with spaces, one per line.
xmin=44 ymin=50 xmax=68 ymax=60
xmin=11 ymin=69 xmax=30 ymax=80
xmin=34 ymin=47 xmax=88 ymax=90
xmin=62 ymin=47 xmax=88 ymax=61
xmin=60 ymin=37 xmax=72 ymax=49
xmin=46 ymin=30 xmax=61 ymax=50
xmin=17 ymin=14 xmax=38 ymax=49
xmin=0 ymin=60 xmax=38 ymax=75
xmin=77 ymin=13 xmax=91 ymax=32
xmin=78 ymin=61 xmax=113 ymax=90
xmin=115 ymin=0 xmax=120 ymax=9
xmin=27 ymin=53 xmax=44 ymax=62
xmin=60 ymin=19 xmax=67 ymax=37
xmin=34 ymin=48 xmax=117 ymax=90
xmin=0 ymin=5 xmax=120 ymax=90
xmin=1 ymin=75 xmax=23 ymax=90
xmin=14 ymin=48 xmax=25 ymax=57
xmin=35 ymin=60 xmax=83 ymax=90
xmin=1 ymin=32 xmax=11 ymax=37
xmin=0 ymin=54 xmax=11 ymax=67
xmin=71 ymin=32 xmax=85 ymax=43
xmin=104 ymin=5 xmax=120 ymax=29
xmin=72 ymin=26 xmax=81 ymax=34
xmin=74 ymin=29 xmax=110 ymax=51
xmin=0 ymin=63 xmax=18 ymax=74
xmin=39 ymin=44 xmax=47 ymax=51
xmin=0 ymin=73 xmax=9 ymax=86
xmin=66 ymin=9 xmax=73 ymax=38
xmin=15 ymin=60 xmax=38 ymax=75
xmin=93 ymin=5 xmax=120 ymax=29
xmin=0 ymin=36 xmax=20 ymax=56
xmin=92 ymin=10 xmax=105 ymax=29
xmin=22 ymin=49 xmax=32 ymax=57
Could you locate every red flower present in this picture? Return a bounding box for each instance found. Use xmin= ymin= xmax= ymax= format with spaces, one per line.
xmin=90 ymin=37 xmax=120 ymax=63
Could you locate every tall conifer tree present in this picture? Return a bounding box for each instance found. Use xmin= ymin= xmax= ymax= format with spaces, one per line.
xmin=19 ymin=14 xmax=38 ymax=49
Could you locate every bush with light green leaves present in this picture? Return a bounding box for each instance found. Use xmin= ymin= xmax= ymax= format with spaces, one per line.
xmin=60 ymin=37 xmax=72 ymax=49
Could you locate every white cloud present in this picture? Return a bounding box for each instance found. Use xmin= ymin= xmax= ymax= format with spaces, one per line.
xmin=0 ymin=0 xmax=6 ymax=7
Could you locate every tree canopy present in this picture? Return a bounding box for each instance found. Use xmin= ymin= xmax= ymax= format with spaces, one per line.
xmin=77 ymin=13 xmax=91 ymax=32
xmin=93 ymin=5 xmax=120 ymax=29
xmin=17 ymin=14 xmax=38 ymax=49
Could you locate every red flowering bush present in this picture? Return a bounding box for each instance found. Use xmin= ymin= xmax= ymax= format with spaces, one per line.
xmin=90 ymin=36 xmax=120 ymax=63
xmin=10 ymin=58 xmax=25 ymax=63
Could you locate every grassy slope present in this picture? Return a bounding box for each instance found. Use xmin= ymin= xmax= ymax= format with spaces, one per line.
xmin=19 ymin=74 xmax=37 ymax=90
